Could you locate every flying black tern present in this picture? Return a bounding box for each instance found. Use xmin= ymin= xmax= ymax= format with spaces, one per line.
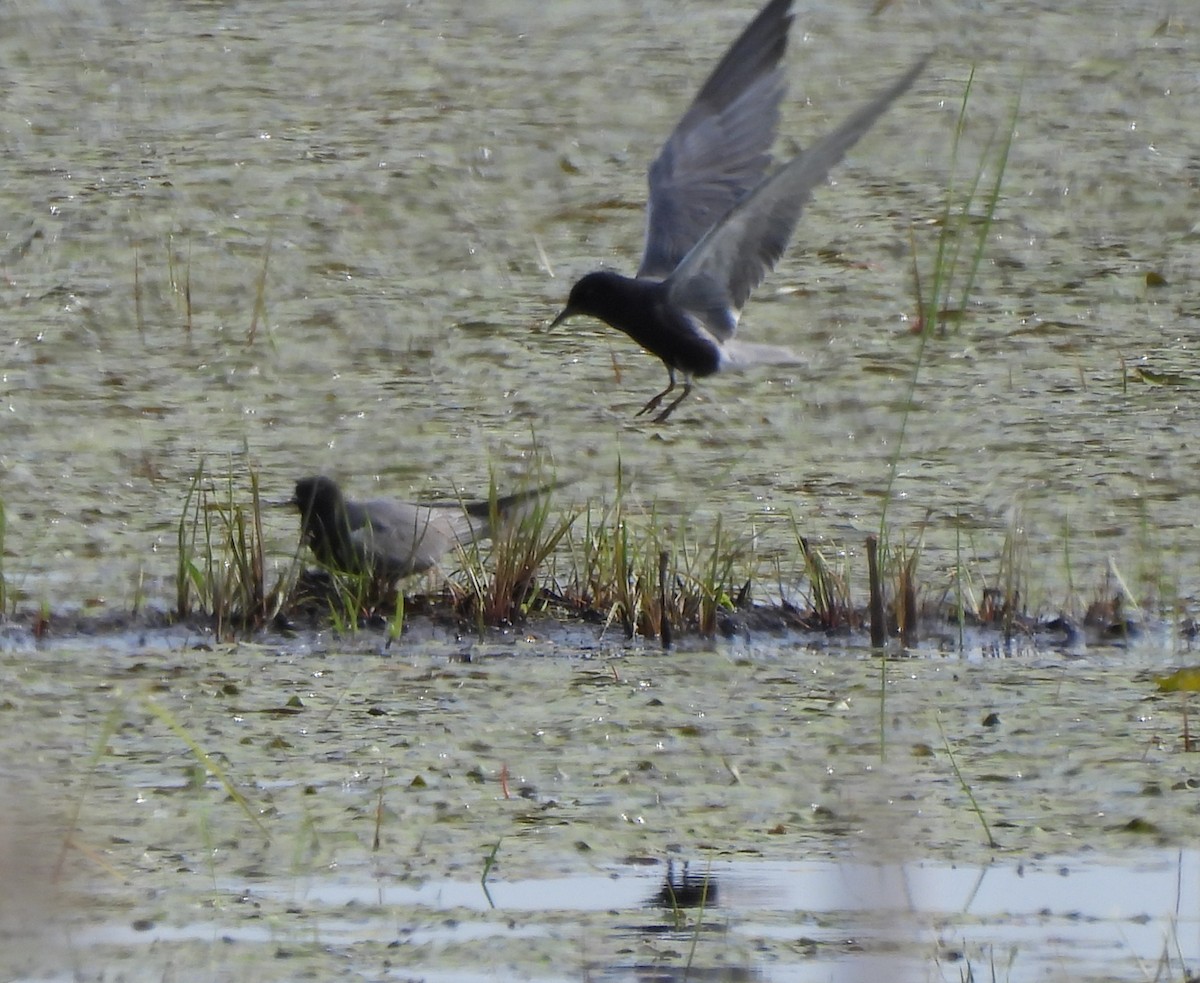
xmin=292 ymin=475 xmax=559 ymax=582
xmin=549 ymin=0 xmax=929 ymax=422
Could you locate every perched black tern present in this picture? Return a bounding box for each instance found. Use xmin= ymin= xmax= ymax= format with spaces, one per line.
xmin=549 ymin=0 xmax=929 ymax=422
xmin=292 ymin=475 xmax=557 ymax=582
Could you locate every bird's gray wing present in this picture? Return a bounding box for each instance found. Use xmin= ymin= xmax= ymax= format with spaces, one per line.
xmin=638 ymin=0 xmax=793 ymax=280
xmin=357 ymin=499 xmax=481 ymax=577
xmin=462 ymin=480 xmax=570 ymax=525
xmin=666 ymin=53 xmax=930 ymax=339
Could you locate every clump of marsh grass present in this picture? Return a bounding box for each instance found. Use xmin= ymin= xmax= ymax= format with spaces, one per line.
xmin=868 ymin=527 xmax=925 ymax=648
xmin=1079 ymin=559 xmax=1142 ymax=641
xmin=560 ymin=487 xmax=658 ymax=637
xmin=941 ymin=508 xmax=1030 ymax=641
xmin=455 ymin=475 xmax=576 ymax=629
xmin=982 ymin=509 xmax=1029 ymax=638
xmin=796 ymin=527 xmax=923 ymax=647
xmin=794 ymin=530 xmax=858 ymax=632
xmin=685 ymin=515 xmax=749 ymax=637
xmin=558 ymin=469 xmax=755 ymax=642
xmin=175 ymin=459 xmax=289 ymax=633
xmin=791 ymin=517 xmax=1047 ymax=651
xmin=648 ymin=513 xmax=749 ymax=642
xmin=285 ymin=563 xmax=401 ymax=633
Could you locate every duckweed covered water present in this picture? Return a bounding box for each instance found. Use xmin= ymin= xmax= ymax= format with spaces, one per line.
xmin=2 ymin=0 xmax=1199 ymax=979
xmin=1 ymin=0 xmax=1197 ymax=613
xmin=3 ymin=631 xmax=1199 ymax=980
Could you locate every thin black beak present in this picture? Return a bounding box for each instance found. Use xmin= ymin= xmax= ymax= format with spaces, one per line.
xmin=547 ymin=306 xmax=573 ymax=330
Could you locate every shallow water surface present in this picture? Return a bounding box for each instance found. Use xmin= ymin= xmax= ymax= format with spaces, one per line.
xmin=1 ymin=0 xmax=1199 ymax=980
xmin=0 ymin=0 xmax=1198 ymax=611
xmin=64 ymin=851 xmax=1200 ymax=981
xmin=4 ymin=630 xmax=1199 ymax=980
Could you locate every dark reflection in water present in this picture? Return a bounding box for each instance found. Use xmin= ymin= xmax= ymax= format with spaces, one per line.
xmin=608 ymin=964 xmax=763 ymax=983
xmin=618 ymin=863 xmax=761 ymax=983
xmin=647 ymin=860 xmax=721 ymax=911
xmin=619 ymin=867 xmax=758 ymax=983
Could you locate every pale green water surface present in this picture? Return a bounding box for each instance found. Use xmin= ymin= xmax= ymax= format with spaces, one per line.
xmin=2 ymin=631 xmax=1199 ymax=981
xmin=1 ymin=0 xmax=1199 ymax=980
xmin=1 ymin=0 xmax=1197 ymax=612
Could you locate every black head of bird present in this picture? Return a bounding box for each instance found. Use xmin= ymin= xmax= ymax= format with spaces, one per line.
xmin=292 ymin=475 xmax=364 ymax=575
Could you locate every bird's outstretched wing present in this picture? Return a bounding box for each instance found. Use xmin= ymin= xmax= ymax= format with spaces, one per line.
xmin=638 ymin=0 xmax=793 ymax=280
xmin=666 ymin=52 xmax=931 ymax=339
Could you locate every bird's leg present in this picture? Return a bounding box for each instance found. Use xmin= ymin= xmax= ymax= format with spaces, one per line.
xmin=653 ymin=378 xmax=692 ymax=424
xmin=636 ymin=367 xmax=676 ymax=417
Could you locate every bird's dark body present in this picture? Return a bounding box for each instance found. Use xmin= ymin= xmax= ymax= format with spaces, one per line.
xmin=565 ymin=272 xmax=723 ymax=378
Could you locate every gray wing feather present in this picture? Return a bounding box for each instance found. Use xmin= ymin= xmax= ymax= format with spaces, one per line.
xmin=638 ymin=0 xmax=793 ymax=280
xmin=666 ymin=53 xmax=931 ymax=338
xmin=357 ymin=500 xmax=487 ymax=576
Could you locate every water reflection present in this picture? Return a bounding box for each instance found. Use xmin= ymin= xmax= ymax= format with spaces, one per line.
xmin=137 ymin=848 xmax=1193 ymax=982
xmin=646 ymin=859 xmax=720 ymax=912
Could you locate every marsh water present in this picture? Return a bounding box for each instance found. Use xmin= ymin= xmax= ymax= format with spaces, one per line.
xmin=2 ymin=0 xmax=1199 ymax=980
xmin=5 ymin=630 xmax=1200 ymax=981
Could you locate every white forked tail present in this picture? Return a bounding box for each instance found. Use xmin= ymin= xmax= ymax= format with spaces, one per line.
xmin=719 ymin=338 xmax=807 ymax=370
